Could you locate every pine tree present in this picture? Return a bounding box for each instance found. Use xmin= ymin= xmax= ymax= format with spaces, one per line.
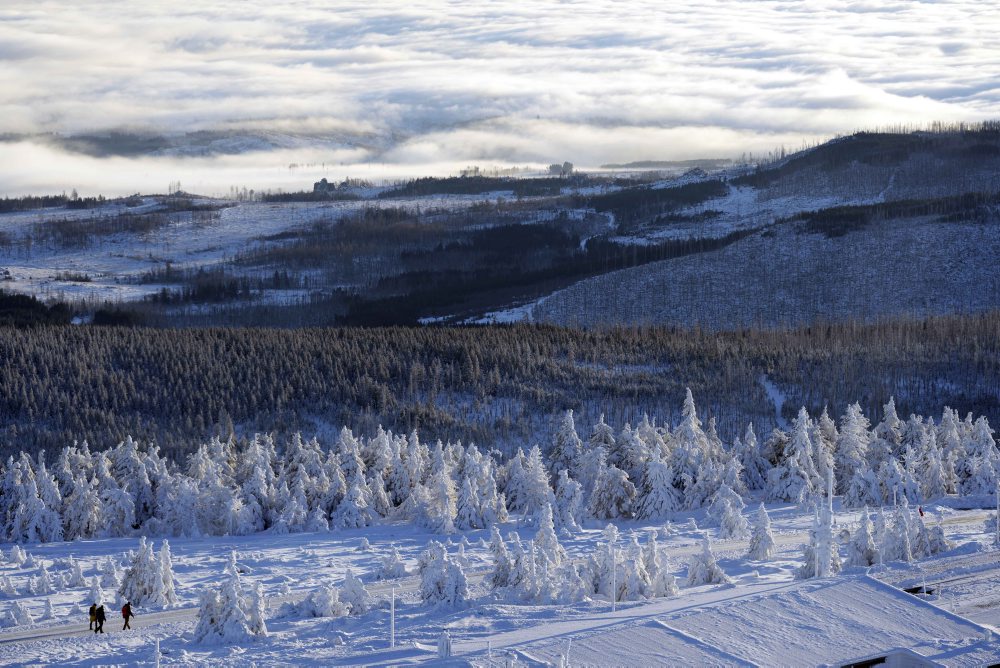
xmin=738 ymin=424 xmax=769 ymax=491
xmin=686 ymin=535 xmax=730 ymax=586
xmin=835 ymin=404 xmax=871 ymax=494
xmin=119 ymin=536 xmax=166 ymax=607
xmin=247 ymin=581 xmax=268 ymax=637
xmin=340 ymin=568 xmax=371 ymax=615
xmin=487 ymin=526 xmax=513 ymax=590
xmin=747 ymin=504 xmax=775 ymax=561
xmin=552 ymin=469 xmax=583 ymax=532
xmin=637 ymin=452 xmax=681 ymax=520
xmin=767 ymin=408 xmax=819 ymax=504
xmin=589 ymin=461 xmax=636 ymax=519
xmin=87 ymin=576 xmax=103 ymax=607
xmin=419 ymin=541 xmax=468 ymax=608
xmin=549 ymin=410 xmax=583 ymax=480
xmin=454 ymin=476 xmax=482 ymax=531
xmin=379 ymin=545 xmax=409 ymax=580
xmin=534 ymin=504 xmax=567 ymax=567
xmin=845 ymin=508 xmax=878 ymax=568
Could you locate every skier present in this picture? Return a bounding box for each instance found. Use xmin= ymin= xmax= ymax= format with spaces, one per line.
xmin=94 ymin=605 xmax=106 ymax=634
xmin=88 ymin=603 xmax=96 ymax=630
xmin=918 ymin=506 xmax=925 ymax=517
xmin=122 ymin=601 xmax=133 ymax=630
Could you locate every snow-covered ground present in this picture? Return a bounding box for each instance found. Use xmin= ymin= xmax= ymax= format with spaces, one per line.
xmin=1 ymin=501 xmax=996 ymax=666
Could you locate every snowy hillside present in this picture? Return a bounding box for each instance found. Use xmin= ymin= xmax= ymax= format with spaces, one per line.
xmin=2 ymin=393 xmax=1000 ymax=664
xmin=526 ymin=214 xmax=1000 ymax=329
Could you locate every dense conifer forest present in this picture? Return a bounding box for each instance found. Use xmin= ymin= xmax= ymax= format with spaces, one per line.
xmin=1 ymin=312 xmax=997 ymax=461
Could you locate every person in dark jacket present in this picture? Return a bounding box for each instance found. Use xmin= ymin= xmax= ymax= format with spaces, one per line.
xmin=122 ymin=602 xmax=133 ymax=630
xmin=88 ymin=603 xmax=96 ymax=630
xmin=94 ymin=605 xmax=106 ymax=634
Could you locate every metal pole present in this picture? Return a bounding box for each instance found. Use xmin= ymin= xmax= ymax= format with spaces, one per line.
xmin=390 ymin=585 xmax=396 ymax=649
xmin=611 ymin=544 xmax=617 ymax=613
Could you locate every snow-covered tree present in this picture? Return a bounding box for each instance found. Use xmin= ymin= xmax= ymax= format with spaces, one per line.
xmin=845 ymin=509 xmax=878 ymax=568
xmin=747 ymin=504 xmax=775 ymax=561
xmin=552 ymin=469 xmax=583 ymax=532
xmin=419 ymin=541 xmax=467 ymax=608
xmin=637 ymin=452 xmax=681 ymax=520
xmin=157 ymin=540 xmax=178 ymax=605
xmin=589 ymin=461 xmax=636 ymax=519
xmin=549 ymin=410 xmax=583 ymax=480
xmin=686 ymin=535 xmax=730 ymax=586
xmin=835 ymin=404 xmax=871 ymax=494
xmin=340 ymin=568 xmax=371 ymax=615
xmin=333 ymin=478 xmax=375 ymax=530
xmin=87 ymin=576 xmax=104 ymax=607
xmin=288 ymin=584 xmax=347 ymax=618
xmin=454 ymin=475 xmax=482 ymax=531
xmin=7 ymin=600 xmax=33 ymax=626
xmin=68 ymin=558 xmax=86 ymax=588
xmin=737 ymin=424 xmax=769 ymax=492
xmin=534 ymin=504 xmax=567 ymax=567
xmin=118 ymin=537 xmax=167 ymax=607
xmin=767 ymin=408 xmax=819 ymax=504
xmin=378 ymin=545 xmax=409 ymax=580
xmin=487 ymin=526 xmax=514 ymax=590
xmin=708 ymin=483 xmax=749 ymax=539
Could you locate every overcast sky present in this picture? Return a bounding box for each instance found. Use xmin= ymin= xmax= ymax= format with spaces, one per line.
xmin=1 ymin=0 xmax=997 ymax=195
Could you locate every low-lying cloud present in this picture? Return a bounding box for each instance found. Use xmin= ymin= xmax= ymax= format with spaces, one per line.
xmin=0 ymin=0 xmax=997 ymax=195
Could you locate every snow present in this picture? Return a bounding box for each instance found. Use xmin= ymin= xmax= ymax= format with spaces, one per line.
xmin=759 ymin=375 xmax=789 ymax=431
xmin=0 ymin=502 xmax=997 ymax=666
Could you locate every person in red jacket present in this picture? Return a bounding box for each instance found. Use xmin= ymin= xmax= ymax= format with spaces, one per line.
xmin=122 ymin=601 xmax=134 ymax=630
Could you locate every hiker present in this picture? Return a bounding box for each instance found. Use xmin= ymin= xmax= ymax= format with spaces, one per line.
xmin=122 ymin=601 xmax=133 ymax=630
xmin=94 ymin=604 xmax=106 ymax=634
xmin=89 ymin=603 xmax=96 ymax=630
xmin=918 ymin=506 xmax=925 ymax=517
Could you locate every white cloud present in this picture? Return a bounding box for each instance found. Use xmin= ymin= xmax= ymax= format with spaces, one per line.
xmin=0 ymin=0 xmax=997 ymax=194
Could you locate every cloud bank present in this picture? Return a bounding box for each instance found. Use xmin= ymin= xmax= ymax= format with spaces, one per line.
xmin=0 ymin=0 xmax=997 ymax=195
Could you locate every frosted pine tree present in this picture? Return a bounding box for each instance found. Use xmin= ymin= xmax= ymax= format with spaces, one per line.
xmin=68 ymin=557 xmax=86 ymax=588
xmin=340 ymin=568 xmax=371 ymax=615
xmin=579 ymin=416 xmax=615 ymax=497
xmin=87 ymin=576 xmax=103 ymax=606
xmin=519 ymin=446 xmax=555 ymax=523
xmin=534 ymin=504 xmax=567 ymax=567
xmin=8 ymin=600 xmax=33 ymax=626
xmin=637 ymin=452 xmax=681 ymax=520
xmin=621 ymin=534 xmax=651 ymax=600
xmin=918 ymin=429 xmax=947 ymax=500
xmin=738 ymin=424 xmax=769 ymax=492
xmin=119 ymin=537 xmax=164 ymax=606
xmin=845 ymin=509 xmax=878 ymax=568
xmin=747 ymin=504 xmax=776 ymax=561
xmin=100 ymin=556 xmax=121 ymax=589
xmin=552 ymin=469 xmax=583 ymax=532
xmin=158 ymin=540 xmax=178 ymax=605
xmin=549 ymin=410 xmax=583 ymax=480
xmin=334 ymin=479 xmax=375 ymax=530
xmin=843 ymin=463 xmax=882 ymax=509
xmin=883 ymin=504 xmax=913 ymax=563
xmin=835 ymin=404 xmax=871 ymax=494
xmin=247 ymin=581 xmax=268 ymax=638
xmin=686 ymin=535 xmax=730 ymax=586
xmin=419 ymin=541 xmax=468 ymax=608
xmin=454 ymin=476 xmax=482 ymax=531
xmin=708 ymin=483 xmax=748 ymax=539
xmin=487 ymin=526 xmax=513 ymax=590
xmin=767 ymin=408 xmax=819 ymax=504
xmin=589 ymin=461 xmax=636 ymax=519
xmin=379 ymin=545 xmax=409 ymax=580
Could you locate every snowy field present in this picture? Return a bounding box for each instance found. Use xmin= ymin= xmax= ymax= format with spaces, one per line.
xmin=0 ymin=501 xmax=997 ymax=666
